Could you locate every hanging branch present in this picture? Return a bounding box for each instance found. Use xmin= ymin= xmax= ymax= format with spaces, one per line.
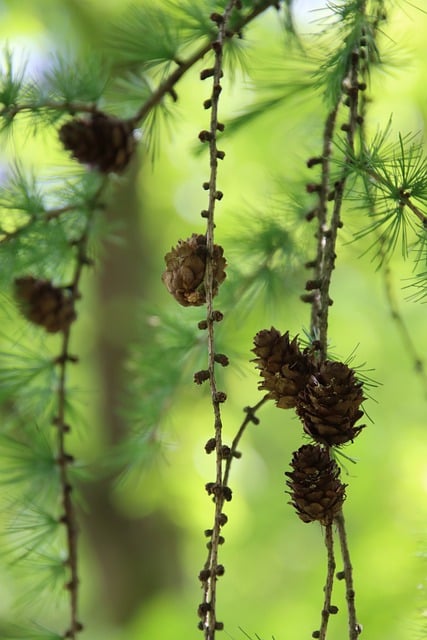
xmin=303 ymin=5 xmax=377 ymax=640
xmin=222 ymin=394 xmax=269 ymax=487
xmin=196 ymin=3 xmax=240 ymax=639
xmin=52 ymin=181 xmax=105 ymax=639
xmin=318 ymin=524 xmax=336 ymax=640
xmin=335 ymin=512 xmax=361 ymax=640
xmin=0 ymin=1 xmax=282 ymax=129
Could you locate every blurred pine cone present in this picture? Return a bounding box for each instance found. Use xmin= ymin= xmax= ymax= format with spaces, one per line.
xmin=252 ymin=328 xmax=314 ymax=408
xmin=162 ymin=234 xmax=226 ymax=307
xmin=296 ymin=361 xmax=365 ymax=446
xmin=59 ymin=112 xmax=136 ymax=173
xmin=285 ymin=444 xmax=346 ymax=525
xmin=14 ymin=276 xmax=76 ymax=333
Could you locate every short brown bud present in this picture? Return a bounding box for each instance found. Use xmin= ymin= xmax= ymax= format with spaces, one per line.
xmin=307 ymin=156 xmax=322 ymax=168
xmin=210 ymin=12 xmax=223 ymax=24
xmin=211 ymin=310 xmax=223 ymax=322
xmin=218 ymin=512 xmax=228 ymax=526
xmin=194 ymin=370 xmax=210 ymax=384
xmin=214 ymin=353 xmax=229 ymax=366
xmin=205 ymin=438 xmax=216 ymax=453
xmin=199 ymin=130 xmax=212 ymax=142
xmin=214 ymin=391 xmax=227 ymax=403
xmin=200 ymin=68 xmax=215 ymax=80
xmin=198 ymin=569 xmax=211 ymax=582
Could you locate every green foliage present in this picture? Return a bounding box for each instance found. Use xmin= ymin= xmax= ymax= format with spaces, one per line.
xmin=338 ymin=130 xmax=427 ymax=263
xmin=0 ymin=49 xmax=28 ymax=128
xmin=107 ymin=4 xmax=183 ymax=72
xmin=0 ymin=622 xmax=62 ymax=640
xmin=42 ymin=52 xmax=109 ymax=106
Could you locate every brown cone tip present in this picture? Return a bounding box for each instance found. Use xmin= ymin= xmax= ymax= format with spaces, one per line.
xmin=285 ymin=444 xmax=346 ymax=525
xmin=59 ymin=112 xmax=137 ymax=174
xmin=296 ymin=360 xmax=365 ymax=446
xmin=161 ymin=234 xmax=226 ymax=307
xmin=252 ymin=328 xmax=314 ymax=408
xmin=14 ymin=276 xmax=76 ymax=333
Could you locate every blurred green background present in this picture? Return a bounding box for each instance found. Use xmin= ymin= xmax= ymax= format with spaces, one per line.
xmin=0 ymin=1 xmax=426 ymax=639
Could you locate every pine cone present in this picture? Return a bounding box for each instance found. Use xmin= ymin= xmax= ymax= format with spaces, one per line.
xmin=14 ymin=276 xmax=76 ymax=333
xmin=285 ymin=444 xmax=346 ymax=525
xmin=59 ymin=112 xmax=136 ymax=173
xmin=296 ymin=361 xmax=365 ymax=446
xmin=161 ymin=234 xmax=226 ymax=307
xmin=252 ymin=328 xmax=314 ymax=408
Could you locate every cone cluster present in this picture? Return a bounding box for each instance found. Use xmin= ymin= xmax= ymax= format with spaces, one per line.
xmin=14 ymin=276 xmax=76 ymax=333
xmin=285 ymin=444 xmax=346 ymax=525
xmin=162 ymin=234 xmax=226 ymax=307
xmin=59 ymin=112 xmax=136 ymax=173
xmin=296 ymin=360 xmax=365 ymax=446
xmin=252 ymin=327 xmax=365 ymax=447
xmin=252 ymin=327 xmax=367 ymax=525
xmin=252 ymin=328 xmax=314 ymax=409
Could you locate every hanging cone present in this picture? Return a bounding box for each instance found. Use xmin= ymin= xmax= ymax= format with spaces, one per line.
xmin=59 ymin=111 xmax=136 ymax=173
xmin=162 ymin=234 xmax=226 ymax=307
xmin=285 ymin=444 xmax=346 ymax=525
xmin=14 ymin=276 xmax=76 ymax=333
xmin=296 ymin=360 xmax=365 ymax=446
xmin=252 ymin=328 xmax=314 ymax=408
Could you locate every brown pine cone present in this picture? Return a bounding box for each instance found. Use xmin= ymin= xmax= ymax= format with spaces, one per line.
xmin=14 ymin=276 xmax=76 ymax=333
xmin=59 ymin=112 xmax=136 ymax=173
xmin=252 ymin=328 xmax=314 ymax=408
xmin=285 ymin=444 xmax=346 ymax=525
xmin=296 ymin=360 xmax=365 ymax=446
xmin=161 ymin=234 xmax=226 ymax=307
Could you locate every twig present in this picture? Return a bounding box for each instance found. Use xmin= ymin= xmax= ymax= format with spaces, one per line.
xmin=318 ymin=523 xmax=336 ymax=640
xmin=382 ymin=250 xmax=427 ymax=396
xmin=199 ymin=3 xmax=240 ymax=639
xmin=55 ymin=327 xmax=81 ymax=640
xmin=335 ymin=511 xmax=361 ymax=640
xmin=128 ymin=0 xmax=283 ymax=128
xmin=53 ymin=181 xmax=106 ymax=639
xmin=222 ymin=394 xmax=269 ymax=487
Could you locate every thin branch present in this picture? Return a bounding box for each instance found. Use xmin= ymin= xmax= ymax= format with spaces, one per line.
xmin=382 ymin=249 xmax=427 ymax=396
xmin=222 ymin=395 xmax=269 ymax=487
xmin=0 ymin=100 xmax=99 ymax=120
xmin=128 ymin=0 xmax=282 ymax=128
xmin=335 ymin=511 xmax=361 ymax=640
xmin=318 ymin=523 xmax=336 ymax=640
xmin=53 ymin=181 xmax=106 ymax=639
xmin=199 ymin=4 xmax=240 ymax=639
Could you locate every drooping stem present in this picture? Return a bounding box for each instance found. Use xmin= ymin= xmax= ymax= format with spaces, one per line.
xmin=54 ymin=186 xmax=104 ymax=639
xmin=55 ymin=328 xmax=81 ymax=640
xmin=130 ymin=0 xmax=282 ymax=128
xmin=318 ymin=523 xmax=336 ymax=640
xmin=222 ymin=394 xmax=269 ymax=487
xmin=335 ymin=511 xmax=361 ymax=640
xmin=199 ymin=3 xmax=240 ymax=639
